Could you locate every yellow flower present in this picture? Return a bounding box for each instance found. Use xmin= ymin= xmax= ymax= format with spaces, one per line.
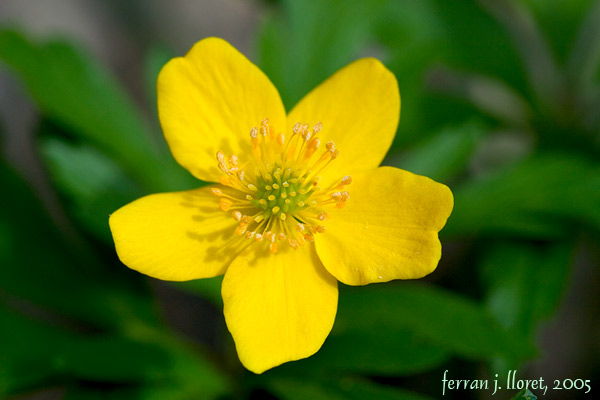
xmin=109 ymin=38 xmax=453 ymax=374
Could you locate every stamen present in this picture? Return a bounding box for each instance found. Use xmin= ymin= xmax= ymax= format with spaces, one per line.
xmin=213 ymin=119 xmax=350 ymax=254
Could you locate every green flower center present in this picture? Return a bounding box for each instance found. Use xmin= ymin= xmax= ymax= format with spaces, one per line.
xmin=250 ymin=166 xmax=311 ymax=221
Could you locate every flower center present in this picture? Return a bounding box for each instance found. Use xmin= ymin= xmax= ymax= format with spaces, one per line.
xmin=210 ymin=118 xmax=351 ymax=254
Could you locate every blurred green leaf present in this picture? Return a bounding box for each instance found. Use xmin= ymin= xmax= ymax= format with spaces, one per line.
xmin=511 ymin=388 xmax=538 ymax=399
xmin=279 ymin=328 xmax=449 ymax=377
xmin=0 ymin=160 xmax=156 ymax=330
xmin=177 ymin=276 xmax=224 ymax=307
xmin=476 ymin=0 xmax=563 ymax=113
xmin=482 ymin=241 xmax=572 ymax=346
xmin=391 ymin=120 xmax=485 ymax=182
xmin=314 ymin=329 xmax=448 ymax=376
xmin=0 ymin=29 xmax=193 ymax=192
xmin=426 ymin=68 xmax=532 ymax=128
xmin=0 ymin=305 xmax=167 ymax=393
xmin=336 ymin=283 xmax=535 ymax=361
xmin=267 ymin=376 xmax=435 ymax=400
xmin=40 ymin=137 xmax=141 ymax=240
xmin=445 ymin=153 xmax=600 ymax=238
xmin=64 ymin=383 xmax=227 ymax=400
xmin=257 ymin=0 xmax=387 ymax=109
xmin=567 ymin=0 xmax=600 ymax=87
xmin=0 ymin=306 xmax=227 ymax=399
xmin=526 ymin=0 xmax=595 ymax=63
xmin=144 ymin=45 xmax=175 ymax=119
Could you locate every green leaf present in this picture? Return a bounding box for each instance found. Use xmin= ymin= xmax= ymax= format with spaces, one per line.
xmin=277 ymin=328 xmax=449 ymax=377
xmin=257 ymin=0 xmax=387 ymax=109
xmin=177 ymin=276 xmax=224 ymax=307
xmin=445 ymin=153 xmax=600 ymax=238
xmin=0 ymin=305 xmax=227 ymax=399
xmin=336 ymin=283 xmax=535 ymax=361
xmin=0 ymin=306 xmax=168 ymax=393
xmin=64 ymin=383 xmax=227 ymax=400
xmin=425 ymin=68 xmax=533 ymax=128
xmin=0 ymin=29 xmax=193 ymax=192
xmin=482 ymin=241 xmax=573 ymax=348
xmin=0 ymin=160 xmax=156 ymax=330
xmin=476 ymin=0 xmax=563 ymax=113
xmin=567 ymin=1 xmax=600 ymax=87
xmin=40 ymin=137 xmax=142 ymax=240
xmin=143 ymin=45 xmax=175 ymax=120
xmin=266 ymin=377 xmax=435 ymax=400
xmin=391 ymin=120 xmax=485 ymax=182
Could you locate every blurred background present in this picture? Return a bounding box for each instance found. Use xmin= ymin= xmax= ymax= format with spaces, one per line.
xmin=1 ymin=0 xmax=599 ymax=399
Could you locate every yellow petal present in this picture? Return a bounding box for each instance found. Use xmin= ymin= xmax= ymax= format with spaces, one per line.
xmin=158 ymin=37 xmax=286 ymax=182
xmin=315 ymin=167 xmax=453 ymax=285
xmin=222 ymin=244 xmax=338 ymax=373
xmin=109 ymin=187 xmax=245 ymax=281
xmin=287 ymin=58 xmax=400 ymax=184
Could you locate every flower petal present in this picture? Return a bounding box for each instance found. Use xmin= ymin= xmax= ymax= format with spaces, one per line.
xmin=315 ymin=167 xmax=453 ymax=286
xmin=222 ymin=244 xmax=338 ymax=373
xmin=158 ymin=37 xmax=286 ymax=182
xmin=287 ymin=58 xmax=400 ymax=184
xmin=109 ymin=187 xmax=246 ymax=281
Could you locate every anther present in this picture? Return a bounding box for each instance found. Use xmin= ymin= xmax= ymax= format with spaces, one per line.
xmin=235 ymin=223 xmax=247 ymax=235
xmin=214 ymin=118 xmax=351 ymax=253
xmin=293 ymin=122 xmax=301 ymax=135
xmin=313 ymin=122 xmax=322 ymax=134
xmin=219 ymin=198 xmax=232 ymax=211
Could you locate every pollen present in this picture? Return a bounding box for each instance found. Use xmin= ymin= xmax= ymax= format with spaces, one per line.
xmin=210 ymin=119 xmax=352 ymax=253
